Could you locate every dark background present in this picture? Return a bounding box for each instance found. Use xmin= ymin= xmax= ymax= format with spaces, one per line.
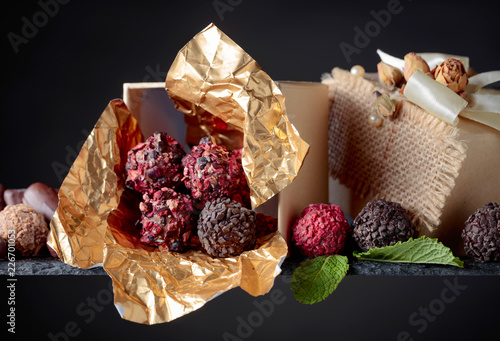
xmin=2 ymin=0 xmax=500 ymax=340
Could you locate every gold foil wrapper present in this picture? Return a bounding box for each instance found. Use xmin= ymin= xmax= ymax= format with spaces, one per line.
xmin=48 ymin=99 xmax=143 ymax=268
xmin=166 ymin=23 xmax=310 ymax=208
xmin=48 ymin=24 xmax=298 ymax=324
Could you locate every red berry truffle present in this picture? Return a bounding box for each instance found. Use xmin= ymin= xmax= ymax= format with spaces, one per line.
xmin=228 ymin=148 xmax=251 ymax=208
xmin=139 ymin=187 xmax=195 ymax=252
xmin=292 ymin=203 xmax=350 ymax=258
xmin=182 ymin=137 xmax=243 ymax=206
xmin=255 ymin=213 xmax=278 ymax=239
xmin=126 ymin=132 xmax=186 ymax=193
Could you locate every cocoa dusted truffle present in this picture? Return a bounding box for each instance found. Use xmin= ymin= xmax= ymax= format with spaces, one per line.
xmin=462 ymin=202 xmax=500 ymax=262
xmin=139 ymin=187 xmax=195 ymax=252
xmin=181 ymin=137 xmax=235 ymax=206
xmin=197 ymin=197 xmax=256 ymax=258
xmin=292 ymin=203 xmax=350 ymax=258
xmin=0 ymin=204 xmax=49 ymax=256
xmin=126 ymin=132 xmax=186 ymax=194
xmin=352 ymin=199 xmax=414 ymax=251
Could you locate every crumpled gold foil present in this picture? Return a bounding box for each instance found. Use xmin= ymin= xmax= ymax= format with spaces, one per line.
xmin=166 ymin=23 xmax=310 ymax=208
xmin=48 ymin=24 xmax=298 ymax=324
xmin=48 ymin=99 xmax=143 ymax=268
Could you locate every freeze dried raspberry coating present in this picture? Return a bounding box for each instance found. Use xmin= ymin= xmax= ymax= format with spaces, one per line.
xmin=139 ymin=187 xmax=195 ymax=252
xmin=197 ymin=197 xmax=256 ymax=258
xmin=462 ymin=202 xmax=500 ymax=262
xmin=181 ymin=137 xmax=234 ymax=205
xmin=255 ymin=213 xmax=278 ymax=239
xmin=228 ymin=148 xmax=251 ymax=208
xmin=292 ymin=203 xmax=350 ymax=258
xmin=126 ymin=132 xmax=186 ymax=193
xmin=0 ymin=203 xmax=49 ymax=256
xmin=352 ymin=199 xmax=414 ymax=251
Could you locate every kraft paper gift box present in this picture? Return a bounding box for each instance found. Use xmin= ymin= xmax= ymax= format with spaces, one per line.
xmin=123 ymin=70 xmax=500 ymax=258
xmin=123 ymin=81 xmax=330 ymax=257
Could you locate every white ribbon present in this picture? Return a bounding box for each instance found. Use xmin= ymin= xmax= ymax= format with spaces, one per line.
xmin=403 ymin=70 xmax=467 ymax=126
xmin=377 ymin=50 xmax=500 ymax=130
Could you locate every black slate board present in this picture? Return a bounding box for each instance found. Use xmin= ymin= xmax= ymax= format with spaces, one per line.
xmin=1 ymin=257 xmax=499 ymax=276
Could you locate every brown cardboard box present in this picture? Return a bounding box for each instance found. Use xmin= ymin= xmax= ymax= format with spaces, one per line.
xmin=124 ymin=80 xmax=500 ymax=257
xmin=123 ymin=81 xmax=330 ymax=256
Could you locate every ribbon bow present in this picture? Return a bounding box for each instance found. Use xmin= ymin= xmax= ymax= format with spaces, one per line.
xmin=377 ymin=49 xmax=500 ymax=131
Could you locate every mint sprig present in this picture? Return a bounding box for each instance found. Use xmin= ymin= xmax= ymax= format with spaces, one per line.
xmin=353 ymin=236 xmax=464 ymax=267
xmin=291 ymin=255 xmax=349 ymax=304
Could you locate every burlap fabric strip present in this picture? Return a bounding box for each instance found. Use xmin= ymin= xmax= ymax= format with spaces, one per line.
xmin=324 ymin=68 xmax=467 ymax=233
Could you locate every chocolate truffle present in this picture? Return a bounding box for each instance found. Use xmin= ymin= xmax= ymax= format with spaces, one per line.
xmin=462 ymin=202 xmax=500 ymax=262
xmin=4 ymin=188 xmax=26 ymax=206
xmin=0 ymin=237 xmax=6 ymax=260
xmin=228 ymin=148 xmax=251 ymax=208
xmin=0 ymin=184 xmax=6 ymax=211
xmin=352 ymin=199 xmax=414 ymax=251
xmin=292 ymin=203 xmax=350 ymax=258
xmin=139 ymin=187 xmax=195 ymax=252
xmin=0 ymin=203 xmax=49 ymax=256
xmin=255 ymin=213 xmax=278 ymax=239
xmin=23 ymin=182 xmax=59 ymax=222
xmin=126 ymin=132 xmax=186 ymax=194
xmin=197 ymin=197 xmax=256 ymax=258
xmin=181 ymin=137 xmax=234 ymax=206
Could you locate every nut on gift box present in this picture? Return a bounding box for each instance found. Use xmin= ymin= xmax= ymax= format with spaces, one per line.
xmin=47 ymin=23 xmax=330 ymax=324
xmin=324 ymin=50 xmax=500 ymax=256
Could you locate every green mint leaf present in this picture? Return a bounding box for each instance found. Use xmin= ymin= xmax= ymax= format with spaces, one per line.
xmin=353 ymin=236 xmax=464 ymax=267
xmin=291 ymin=255 xmax=349 ymax=304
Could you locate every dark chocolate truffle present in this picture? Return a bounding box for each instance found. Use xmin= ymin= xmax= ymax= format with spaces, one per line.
xmin=0 ymin=237 xmax=6 ymax=260
xmin=126 ymin=132 xmax=186 ymax=194
xmin=197 ymin=197 xmax=256 ymax=258
xmin=139 ymin=187 xmax=195 ymax=252
xmin=462 ymin=202 xmax=500 ymax=262
xmin=0 ymin=184 xmax=6 ymax=211
xmin=352 ymin=199 xmax=414 ymax=251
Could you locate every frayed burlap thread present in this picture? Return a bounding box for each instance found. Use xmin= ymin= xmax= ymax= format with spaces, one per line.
xmin=323 ymin=68 xmax=467 ymax=233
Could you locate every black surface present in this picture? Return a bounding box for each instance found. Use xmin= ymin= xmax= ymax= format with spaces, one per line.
xmin=3 ymin=256 xmax=500 ymax=277
xmin=2 ymin=0 xmax=500 ymax=340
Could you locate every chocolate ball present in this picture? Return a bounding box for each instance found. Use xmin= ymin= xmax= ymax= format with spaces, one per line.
xmin=139 ymin=187 xmax=195 ymax=252
xmin=0 ymin=237 xmax=6 ymax=260
xmin=181 ymin=137 xmax=233 ymax=205
xmin=182 ymin=137 xmax=251 ymax=209
xmin=126 ymin=132 xmax=186 ymax=194
xmin=255 ymin=213 xmax=278 ymax=239
xmin=23 ymin=182 xmax=59 ymax=222
xmin=352 ymin=199 xmax=414 ymax=251
xmin=292 ymin=203 xmax=350 ymax=258
xmin=197 ymin=197 xmax=256 ymax=258
xmin=4 ymin=188 xmax=26 ymax=206
xmin=462 ymin=202 xmax=500 ymax=262
xmin=0 ymin=204 xmax=49 ymax=256
xmin=0 ymin=184 xmax=6 ymax=211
